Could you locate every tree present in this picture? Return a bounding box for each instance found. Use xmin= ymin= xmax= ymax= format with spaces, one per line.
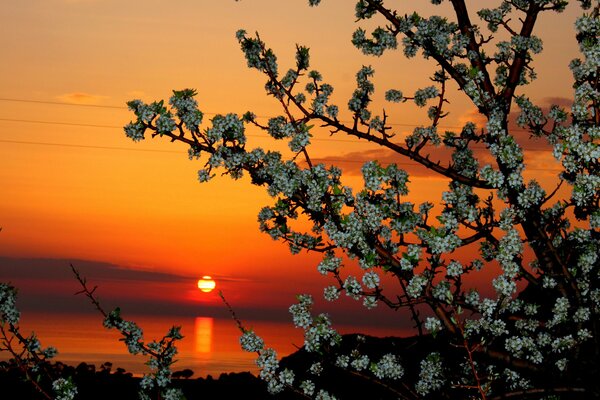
xmin=124 ymin=0 xmax=599 ymax=398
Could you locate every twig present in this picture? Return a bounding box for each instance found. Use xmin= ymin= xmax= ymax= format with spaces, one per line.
xmin=218 ymin=291 xmax=245 ymax=333
xmin=0 ymin=324 xmax=54 ymax=400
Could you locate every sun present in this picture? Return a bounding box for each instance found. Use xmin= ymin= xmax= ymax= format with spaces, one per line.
xmin=197 ymin=276 xmax=216 ymax=293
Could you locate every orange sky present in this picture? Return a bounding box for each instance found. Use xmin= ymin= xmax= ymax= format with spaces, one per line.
xmin=0 ymin=1 xmax=584 ymax=326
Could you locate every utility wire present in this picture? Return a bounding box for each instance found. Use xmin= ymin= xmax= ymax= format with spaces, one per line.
xmin=0 ymin=96 xmax=489 ymax=131
xmin=0 ymin=116 xmax=553 ymax=151
xmin=0 ymin=97 xmax=123 ymax=110
xmin=0 ymin=138 xmax=562 ymax=172
xmin=0 ymin=138 xmax=409 ymax=163
xmin=0 ymin=139 xmax=180 ymax=154
xmin=0 ymin=117 xmax=361 ymax=143
xmin=0 ymin=98 xmax=555 ymax=157
xmin=0 ymin=118 xmax=121 ymax=129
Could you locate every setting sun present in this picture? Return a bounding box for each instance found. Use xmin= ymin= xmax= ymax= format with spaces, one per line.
xmin=197 ymin=276 xmax=216 ymax=293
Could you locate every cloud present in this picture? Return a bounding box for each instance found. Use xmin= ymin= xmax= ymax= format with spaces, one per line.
xmin=0 ymin=257 xmax=195 ymax=283
xmin=0 ymin=258 xmax=449 ymax=327
xmin=541 ymin=96 xmax=572 ymax=109
xmin=308 ymin=147 xmax=453 ymax=178
xmin=454 ymin=96 xmax=575 ymax=154
xmin=56 ymin=92 xmax=109 ymax=105
xmin=307 ymin=141 xmax=501 ymax=178
xmin=457 ymin=108 xmax=488 ymax=129
xmin=522 ymin=149 xmax=563 ymax=178
xmin=0 ymin=257 xmax=270 ymax=315
xmin=305 ymin=96 xmax=574 ymax=180
xmin=0 ymin=257 xmax=253 ymax=316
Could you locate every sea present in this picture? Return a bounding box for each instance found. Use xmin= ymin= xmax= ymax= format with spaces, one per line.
xmin=0 ymin=312 xmax=404 ymax=378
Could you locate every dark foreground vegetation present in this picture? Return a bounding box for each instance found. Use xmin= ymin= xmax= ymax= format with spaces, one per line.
xmin=0 ymin=359 xmax=274 ymax=400
xmin=1 ymin=334 xmax=593 ymax=399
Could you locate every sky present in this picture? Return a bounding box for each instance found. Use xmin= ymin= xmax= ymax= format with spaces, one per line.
xmin=0 ymin=1 xmax=585 ymax=330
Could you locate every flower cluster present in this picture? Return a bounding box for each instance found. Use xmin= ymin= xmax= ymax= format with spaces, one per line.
xmin=103 ymin=307 xmax=184 ymax=400
xmin=0 ymin=283 xmax=20 ymax=325
xmin=348 ymin=65 xmax=375 ymax=121
xmin=415 ymin=353 xmax=445 ymax=396
xmin=370 ymin=354 xmax=404 ymax=380
xmin=352 ymin=27 xmax=397 ymax=56
xmin=52 ymin=378 xmax=78 ymax=400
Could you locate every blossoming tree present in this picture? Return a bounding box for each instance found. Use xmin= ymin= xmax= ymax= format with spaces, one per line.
xmin=123 ymin=0 xmax=599 ymax=398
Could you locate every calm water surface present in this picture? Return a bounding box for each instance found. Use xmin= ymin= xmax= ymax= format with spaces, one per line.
xmin=2 ymin=312 xmax=404 ymax=377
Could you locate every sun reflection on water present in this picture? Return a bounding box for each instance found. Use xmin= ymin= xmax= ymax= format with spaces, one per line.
xmin=194 ymin=317 xmax=213 ymax=354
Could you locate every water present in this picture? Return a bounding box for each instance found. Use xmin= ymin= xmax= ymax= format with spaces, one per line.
xmin=1 ymin=312 xmax=404 ymax=378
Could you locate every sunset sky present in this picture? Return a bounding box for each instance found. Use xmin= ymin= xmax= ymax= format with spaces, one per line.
xmin=0 ymin=1 xmax=584 ymax=329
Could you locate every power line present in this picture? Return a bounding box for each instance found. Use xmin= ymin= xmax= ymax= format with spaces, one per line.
xmin=0 ymin=97 xmax=555 ymax=154
xmin=0 ymin=97 xmax=124 ymax=110
xmin=0 ymin=117 xmax=366 ymax=144
xmin=0 ymin=97 xmax=473 ymax=130
xmin=0 ymin=138 xmax=563 ymax=172
xmin=0 ymin=139 xmax=180 ymax=154
xmin=0 ymin=96 xmax=561 ymax=136
xmin=0 ymin=116 xmax=553 ymax=151
xmin=0 ymin=118 xmax=121 ymax=129
xmin=0 ymin=138 xmax=382 ymax=158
